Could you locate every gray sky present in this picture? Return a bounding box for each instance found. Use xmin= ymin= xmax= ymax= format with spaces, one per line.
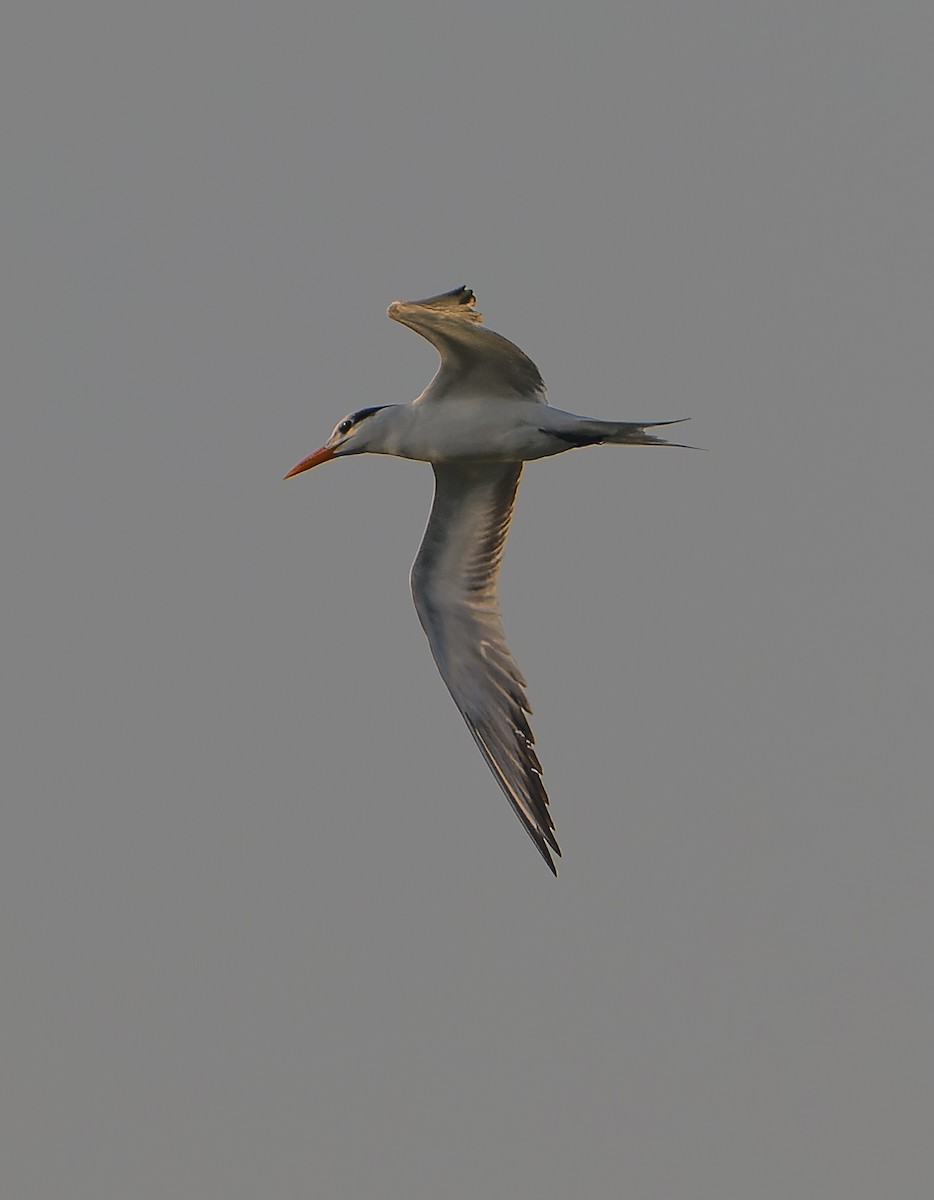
xmin=3 ymin=2 xmax=932 ymax=1197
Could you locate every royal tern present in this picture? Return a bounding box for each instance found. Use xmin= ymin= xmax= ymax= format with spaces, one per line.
xmin=286 ymin=286 xmax=687 ymax=874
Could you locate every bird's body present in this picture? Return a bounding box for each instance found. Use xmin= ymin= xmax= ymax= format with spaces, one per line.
xmin=327 ymin=398 xmax=667 ymax=464
xmin=286 ymin=286 xmax=687 ymax=874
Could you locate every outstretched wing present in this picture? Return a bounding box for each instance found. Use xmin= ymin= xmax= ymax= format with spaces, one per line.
xmin=411 ymin=461 xmax=560 ymax=874
xmin=388 ymin=286 xmax=547 ymax=402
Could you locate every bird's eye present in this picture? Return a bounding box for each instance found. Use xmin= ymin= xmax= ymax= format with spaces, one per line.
xmin=338 ymin=418 xmax=353 ymax=435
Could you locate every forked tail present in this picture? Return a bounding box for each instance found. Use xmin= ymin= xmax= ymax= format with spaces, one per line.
xmin=593 ymin=418 xmax=694 ymax=448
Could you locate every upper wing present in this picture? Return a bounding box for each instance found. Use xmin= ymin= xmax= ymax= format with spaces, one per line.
xmin=411 ymin=461 xmax=560 ymax=874
xmin=388 ymin=286 xmax=547 ymax=402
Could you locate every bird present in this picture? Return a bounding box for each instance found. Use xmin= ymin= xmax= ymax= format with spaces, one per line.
xmin=285 ymin=286 xmax=688 ymax=874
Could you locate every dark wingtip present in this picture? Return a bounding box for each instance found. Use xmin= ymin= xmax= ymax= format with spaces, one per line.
xmin=537 ymin=836 xmax=561 ymax=876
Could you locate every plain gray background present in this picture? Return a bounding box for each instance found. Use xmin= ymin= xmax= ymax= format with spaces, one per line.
xmin=2 ymin=2 xmax=932 ymax=1197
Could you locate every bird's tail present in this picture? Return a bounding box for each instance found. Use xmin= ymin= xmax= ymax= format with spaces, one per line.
xmin=593 ymin=418 xmax=695 ymax=448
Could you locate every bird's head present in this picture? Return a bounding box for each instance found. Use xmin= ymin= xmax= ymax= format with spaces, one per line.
xmin=284 ymin=406 xmax=389 ymax=478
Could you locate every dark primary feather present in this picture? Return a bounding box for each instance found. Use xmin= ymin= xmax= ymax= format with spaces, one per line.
xmin=410 ymin=461 xmax=560 ymax=874
xmin=388 ymin=286 xmax=547 ymax=401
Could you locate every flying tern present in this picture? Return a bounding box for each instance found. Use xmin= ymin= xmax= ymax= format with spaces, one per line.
xmin=286 ymin=286 xmax=687 ymax=874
